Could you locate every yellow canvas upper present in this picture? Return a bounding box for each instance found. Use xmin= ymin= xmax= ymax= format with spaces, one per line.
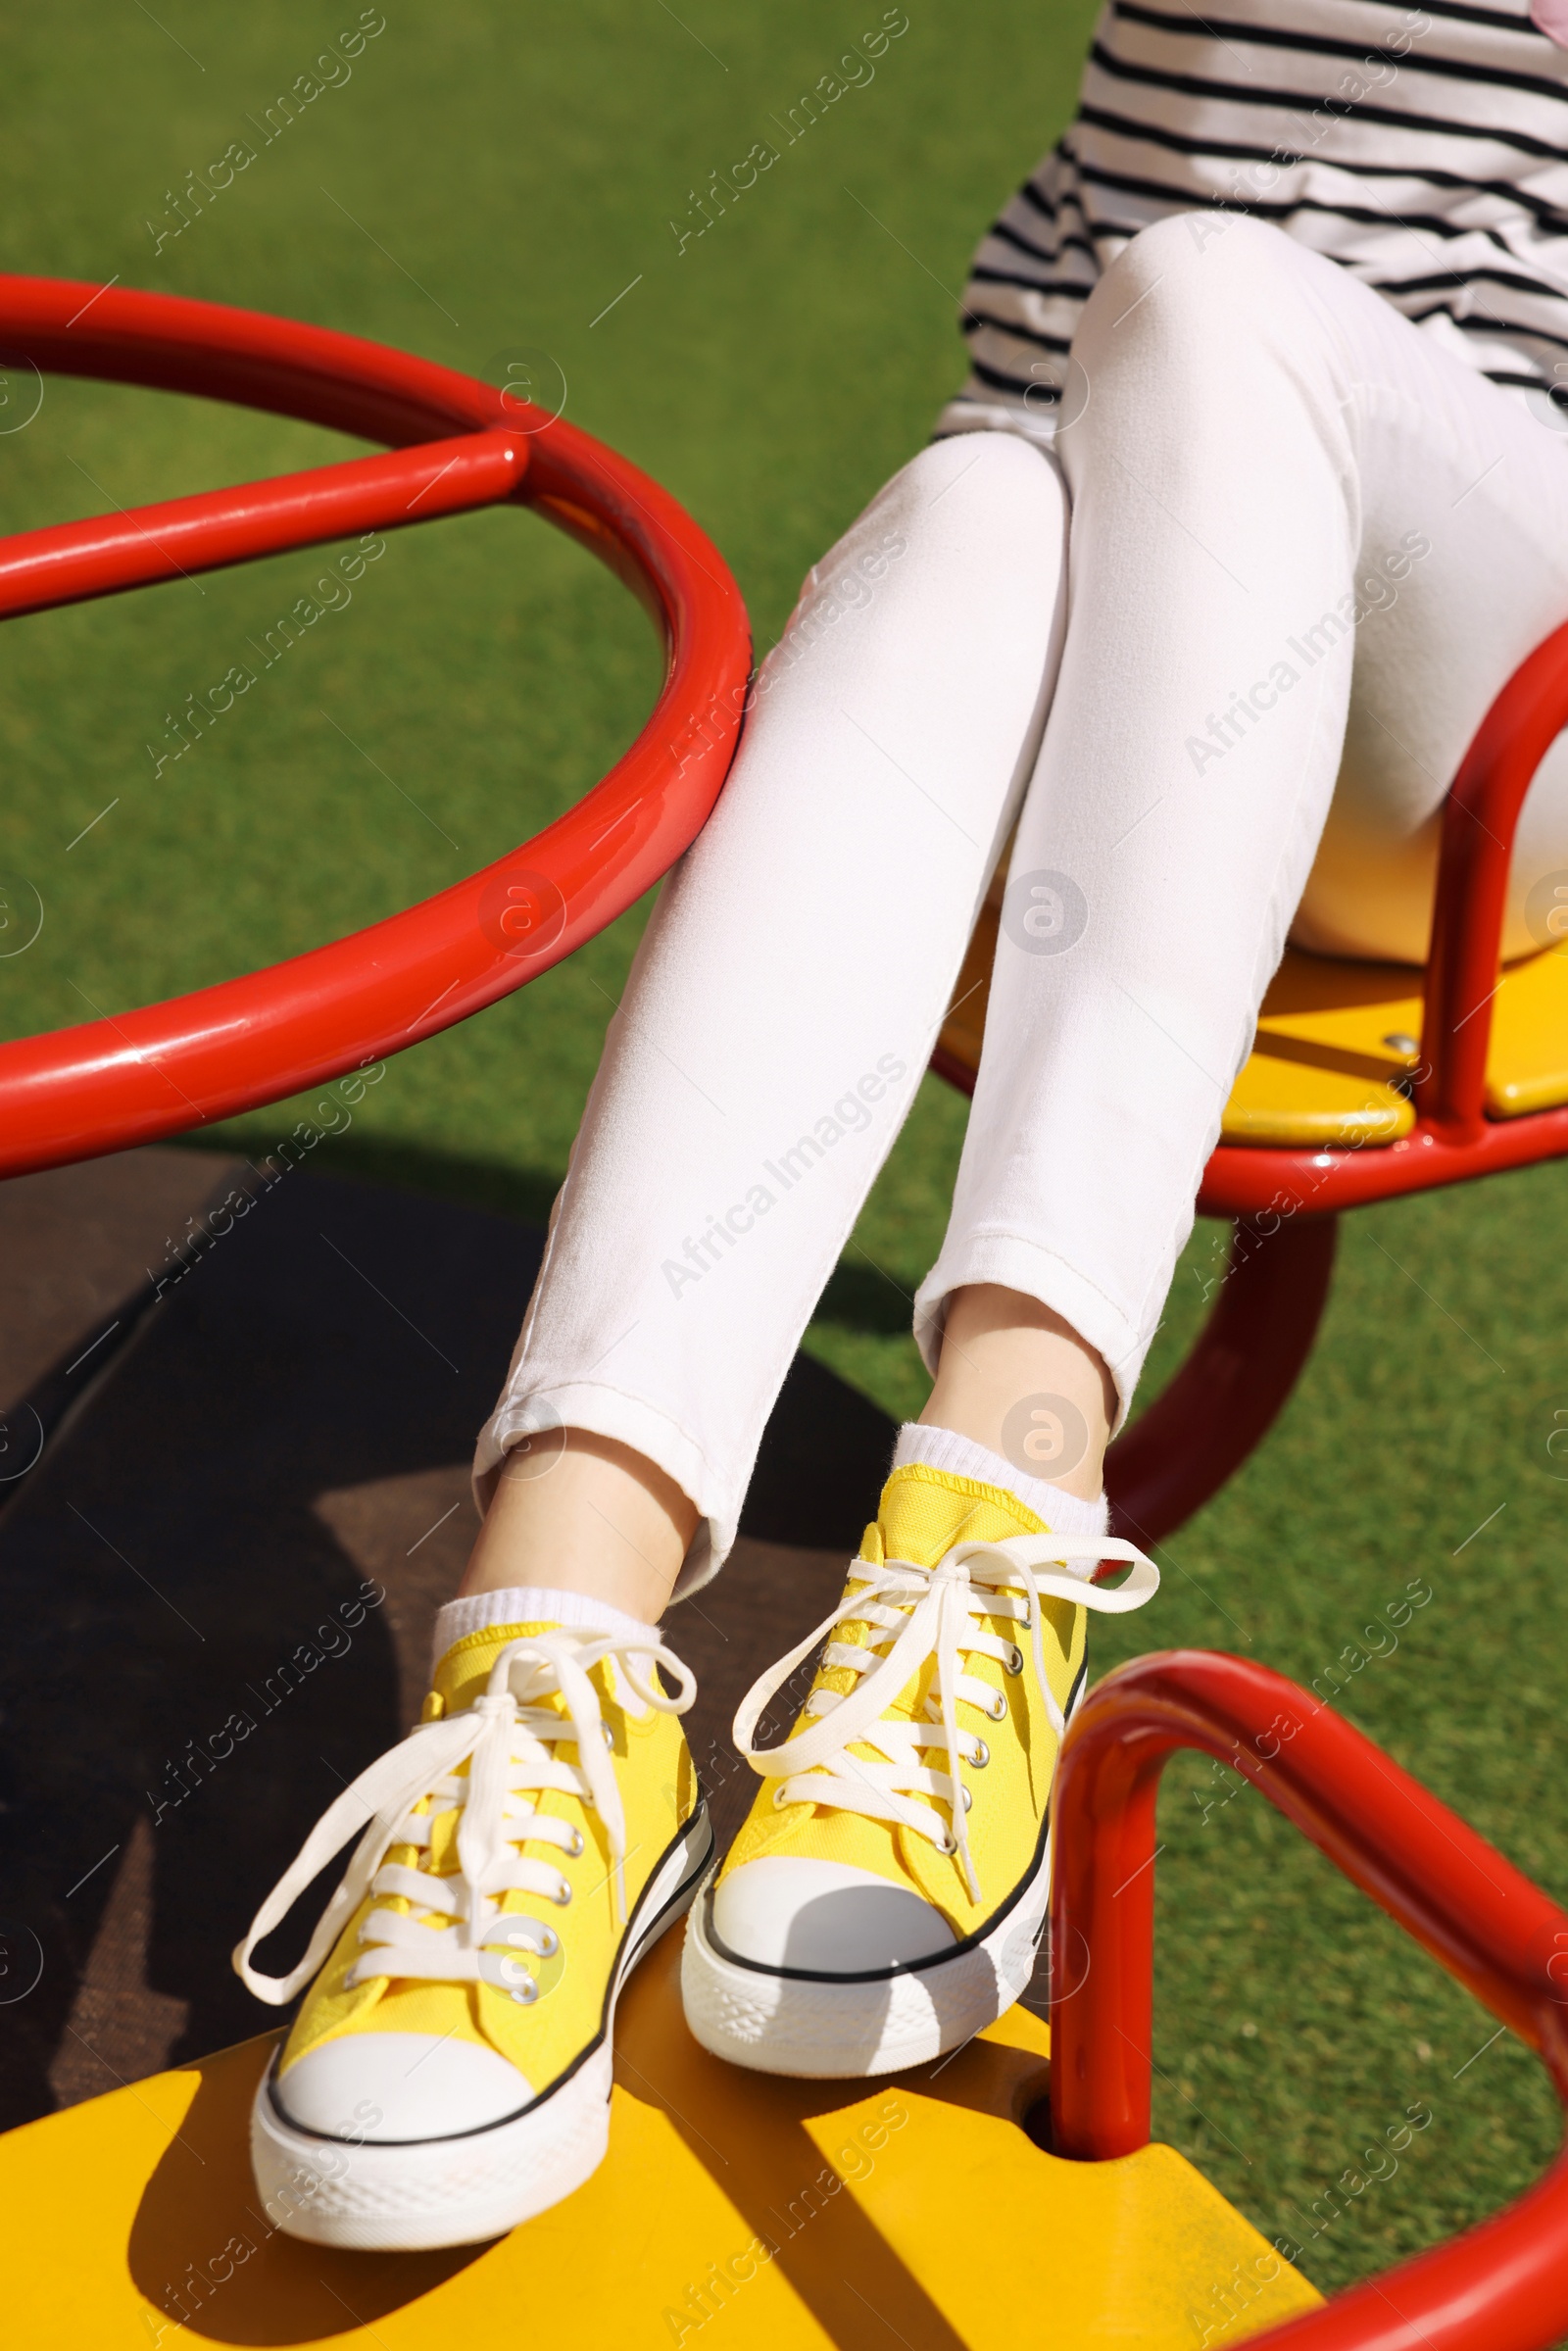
xmin=717 ymin=1463 xmax=1086 ymax=1938
xmin=279 ymin=1621 xmax=699 ymax=2094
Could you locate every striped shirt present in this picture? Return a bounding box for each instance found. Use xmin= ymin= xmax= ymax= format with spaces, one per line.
xmin=937 ymin=0 xmax=1568 ymax=441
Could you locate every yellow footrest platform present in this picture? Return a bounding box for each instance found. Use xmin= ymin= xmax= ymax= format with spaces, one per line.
xmin=3 ymin=1935 xmax=1319 ymax=2348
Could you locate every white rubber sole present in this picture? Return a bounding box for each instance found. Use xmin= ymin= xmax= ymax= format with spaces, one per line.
xmin=680 ymin=1825 xmax=1051 ymax=2080
xmin=250 ymin=1806 xmax=713 ymax=2251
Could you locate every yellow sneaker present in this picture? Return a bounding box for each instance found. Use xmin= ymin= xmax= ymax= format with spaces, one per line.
xmin=681 ymin=1463 xmax=1156 ymax=2077
xmin=232 ymin=1621 xmax=710 ymax=2249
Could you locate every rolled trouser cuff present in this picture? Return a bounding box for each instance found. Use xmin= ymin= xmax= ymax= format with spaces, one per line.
xmin=912 ymin=1233 xmax=1150 ymax=1437
xmin=473 ymin=1382 xmax=737 ymax=1603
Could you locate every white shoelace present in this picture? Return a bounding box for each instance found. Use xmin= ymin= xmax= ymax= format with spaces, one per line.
xmin=232 ymin=1630 xmax=695 ymax=2008
xmin=732 ymin=1534 xmax=1158 ymax=1903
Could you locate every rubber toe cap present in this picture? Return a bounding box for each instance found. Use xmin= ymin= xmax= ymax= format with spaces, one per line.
xmin=276 ymin=2032 xmax=533 ymax=2141
xmin=712 ymin=1856 xmax=956 ymax=1972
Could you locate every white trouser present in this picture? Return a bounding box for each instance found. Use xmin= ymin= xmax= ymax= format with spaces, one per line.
xmin=477 ymin=214 xmax=1568 ymax=1595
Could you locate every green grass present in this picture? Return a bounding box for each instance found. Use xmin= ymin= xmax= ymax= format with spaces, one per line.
xmin=4 ymin=0 xmax=1567 ymax=2312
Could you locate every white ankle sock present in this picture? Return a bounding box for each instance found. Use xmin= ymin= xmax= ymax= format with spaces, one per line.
xmin=892 ymin=1422 xmax=1108 ymax=1550
xmin=430 ymin=1586 xmax=661 ymax=1674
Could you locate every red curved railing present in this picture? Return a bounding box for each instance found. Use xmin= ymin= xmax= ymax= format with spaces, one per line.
xmin=0 ymin=275 xmax=753 ymax=1177
xmin=1200 ymin=617 xmax=1568 ymax=1220
xmin=1051 ymin=1651 xmax=1568 ymax=2350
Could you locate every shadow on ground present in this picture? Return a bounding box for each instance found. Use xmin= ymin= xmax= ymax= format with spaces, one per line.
xmin=0 ymin=1151 xmax=895 ymax=2129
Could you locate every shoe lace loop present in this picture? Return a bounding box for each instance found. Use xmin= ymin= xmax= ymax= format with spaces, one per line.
xmin=732 ymin=1533 xmax=1157 ymax=1902
xmin=232 ymin=1630 xmax=694 ymax=2007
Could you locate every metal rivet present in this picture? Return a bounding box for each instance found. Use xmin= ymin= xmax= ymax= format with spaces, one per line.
xmin=554 ymin=1880 xmax=573 ymax=1906
xmin=971 ymin=1739 xmax=990 ymax=1769
xmin=1004 ymin=1644 xmax=1024 ymax=1677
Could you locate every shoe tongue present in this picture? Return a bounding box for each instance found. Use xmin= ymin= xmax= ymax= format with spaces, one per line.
xmin=858 ymin=1461 xmax=1045 ymax=1571
xmin=813 ymin=1465 xmax=1047 ymax=1722
xmin=429 ymin=1620 xmax=567 ymax=1718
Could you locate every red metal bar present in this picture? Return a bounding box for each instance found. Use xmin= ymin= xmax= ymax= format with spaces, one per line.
xmin=0 ymin=277 xmax=753 ymax=1177
xmin=1416 ymin=615 xmax=1568 ymax=1141
xmin=0 ymin=429 xmax=525 ymax=619
xmin=1104 ymin=1216 xmax=1337 ymax=1546
xmin=928 ymin=1040 xmax=979 ymax=1100
xmin=1200 ymin=1105 xmax=1568 ymax=1220
xmin=0 ymin=271 xmax=508 ymax=445
xmin=1051 ymin=1650 xmax=1568 ymax=2350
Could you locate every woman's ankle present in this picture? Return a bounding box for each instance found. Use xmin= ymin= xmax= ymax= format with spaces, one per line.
xmin=920 ymin=1283 xmax=1114 ymax=1502
xmin=460 ymin=1427 xmax=698 ymax=1622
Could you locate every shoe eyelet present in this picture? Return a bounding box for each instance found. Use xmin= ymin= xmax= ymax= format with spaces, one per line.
xmin=959 ymin=1787 xmax=973 ymax=1813
xmin=565 ymin=1828 xmax=585 ymax=1857
xmin=970 ymin=1739 xmax=990 ymax=1769
xmin=600 ymin=1721 xmax=615 ymax=1750
xmin=511 ymin=1976 xmax=540 ymax=2005
xmin=987 ymin=1691 xmax=1007 ymax=1723
xmin=1004 ymin=1644 xmax=1024 ymax=1677
xmin=937 ymin=1830 xmax=957 ymax=1855
xmin=773 ymin=1785 xmax=789 ymax=1808
xmin=553 ymin=1880 xmax=573 ymax=1907
xmin=538 ymin=1928 xmax=560 ymax=1959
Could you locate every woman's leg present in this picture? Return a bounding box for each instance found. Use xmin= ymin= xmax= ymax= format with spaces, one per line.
xmin=468 ymin=430 xmax=1070 ymax=1609
xmin=916 ymin=212 xmax=1568 ymax=1457
xmin=679 ymin=221 xmax=1568 ymax=2075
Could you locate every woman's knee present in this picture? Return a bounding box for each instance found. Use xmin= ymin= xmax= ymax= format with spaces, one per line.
xmin=1070 ymin=210 xmax=1330 ymax=389
xmin=857 ymin=430 xmax=1065 ymax=573
xmin=760 ymin=432 xmax=1065 ymax=699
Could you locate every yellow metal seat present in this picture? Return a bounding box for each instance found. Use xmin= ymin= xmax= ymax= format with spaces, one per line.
xmin=4 ymin=1932 xmax=1316 ymax=2349
xmin=936 ymin=858 xmax=1568 ymax=1148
